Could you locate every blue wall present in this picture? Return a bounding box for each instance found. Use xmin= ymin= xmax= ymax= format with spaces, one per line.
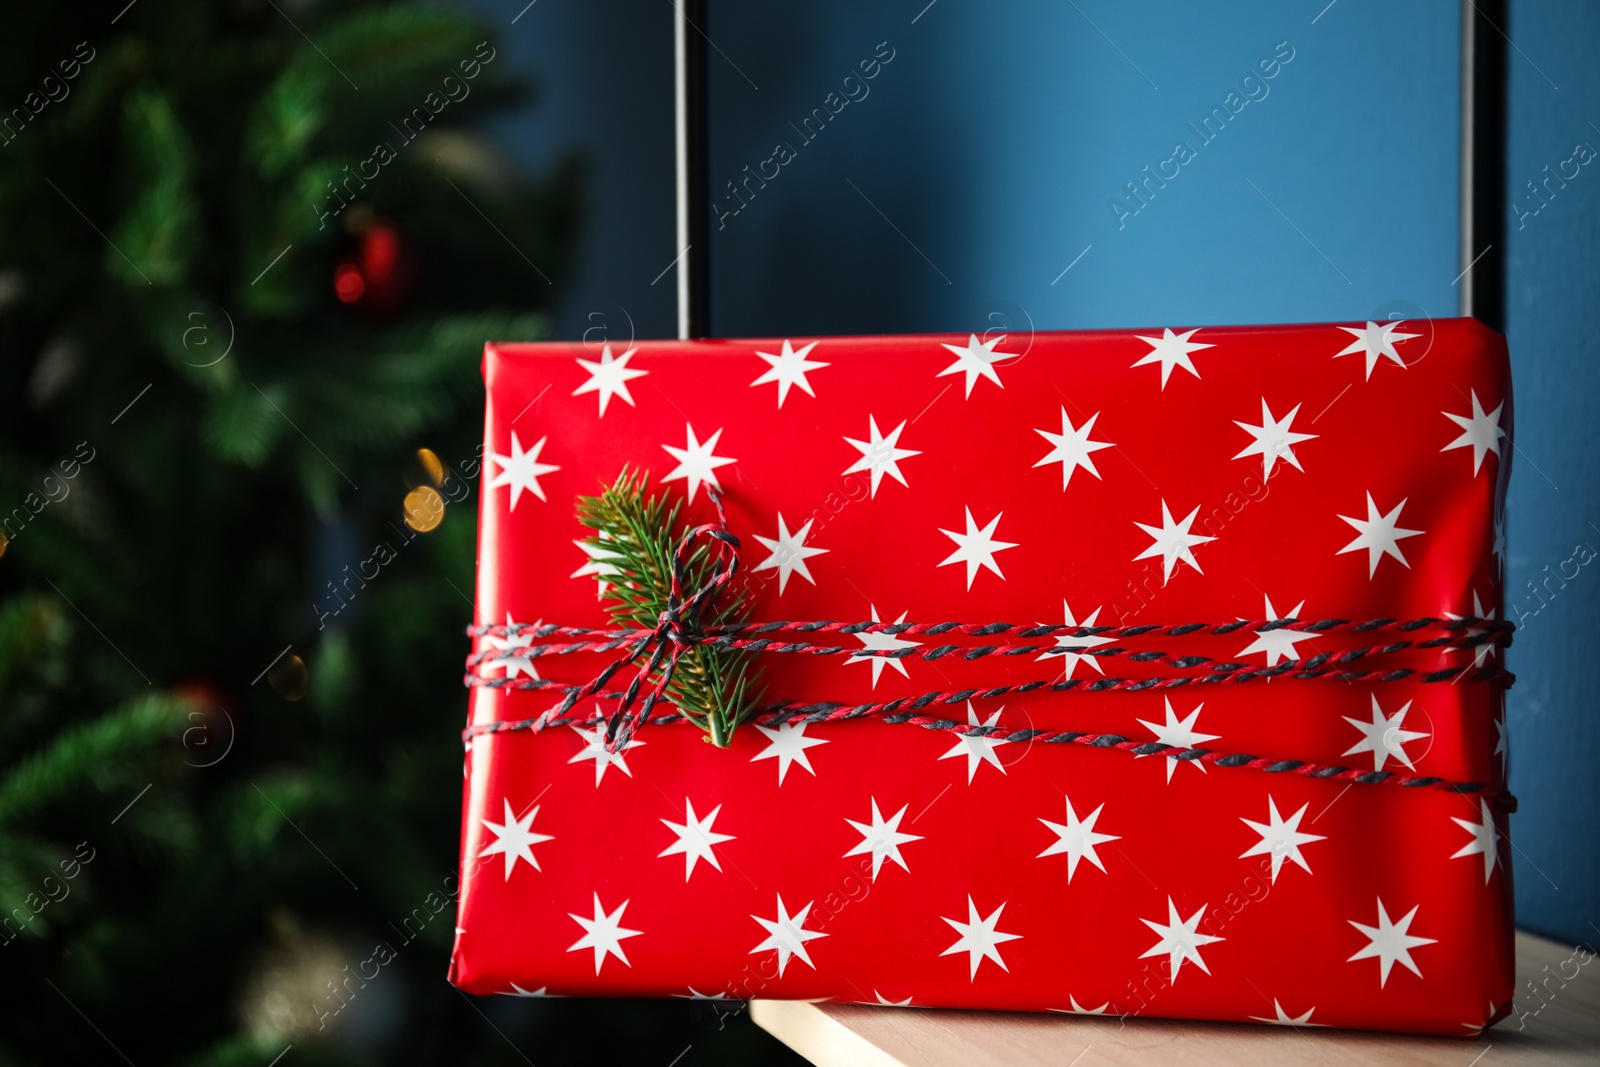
xmin=485 ymin=0 xmax=1596 ymax=942
xmin=1503 ymin=1 xmax=1600 ymax=946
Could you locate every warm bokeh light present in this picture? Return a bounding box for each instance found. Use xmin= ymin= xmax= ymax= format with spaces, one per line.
xmin=332 ymin=263 xmax=365 ymax=303
xmin=403 ymin=485 xmax=445 ymax=532
xmin=406 ymin=447 xmax=446 ymax=490
xmin=267 ymin=653 xmax=308 ymax=701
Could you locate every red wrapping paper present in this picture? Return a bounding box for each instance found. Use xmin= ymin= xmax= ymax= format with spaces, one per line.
xmin=451 ymin=319 xmax=1514 ymax=1035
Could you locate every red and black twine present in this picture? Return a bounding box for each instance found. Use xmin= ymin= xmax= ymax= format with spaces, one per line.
xmin=463 ymin=490 xmax=1514 ymax=805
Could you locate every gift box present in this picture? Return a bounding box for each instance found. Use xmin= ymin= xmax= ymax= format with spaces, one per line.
xmin=450 ymin=318 xmax=1514 ymax=1036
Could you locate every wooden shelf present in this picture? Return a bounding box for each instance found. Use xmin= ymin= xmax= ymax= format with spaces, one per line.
xmin=752 ymin=931 xmax=1595 ymax=1066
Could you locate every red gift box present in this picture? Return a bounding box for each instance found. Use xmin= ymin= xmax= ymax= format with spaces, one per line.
xmin=450 ymin=318 xmax=1514 ymax=1035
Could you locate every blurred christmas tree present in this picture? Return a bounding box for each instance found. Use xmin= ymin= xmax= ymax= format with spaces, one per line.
xmin=0 ymin=2 xmax=799 ymax=1064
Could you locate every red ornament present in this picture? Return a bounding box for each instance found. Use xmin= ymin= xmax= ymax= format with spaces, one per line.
xmin=332 ymin=220 xmax=414 ymax=315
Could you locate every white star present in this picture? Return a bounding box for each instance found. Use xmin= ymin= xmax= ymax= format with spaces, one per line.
xmin=567 ymin=722 xmax=643 ymax=786
xmin=1450 ymin=798 xmax=1501 ymax=883
xmin=1040 ymin=601 xmax=1111 ymax=680
xmin=1493 ymin=507 xmax=1506 ymax=566
xmin=1342 ymin=695 xmax=1428 ymax=772
xmin=674 ymin=987 xmax=731 ymax=1001
xmin=1067 ymin=996 xmax=1110 ymax=1015
xmin=1337 ymin=493 xmax=1423 ymax=577
xmin=572 ymin=344 xmax=647 ymax=416
xmin=752 ymin=721 xmax=828 ymax=784
xmin=844 ymin=798 xmax=923 ymax=880
xmin=661 ymin=424 xmax=736 ymax=503
xmin=659 ymin=798 xmax=735 ymax=880
xmin=938 ymin=507 xmax=1018 ymax=589
xmin=1445 ymin=590 xmax=1499 ymax=669
xmin=498 ymin=983 xmax=561 ymax=998
xmin=1334 ymin=320 xmax=1420 ymax=379
xmin=1347 ymin=898 xmax=1436 ymax=986
xmin=1137 ymin=698 xmax=1219 ymax=783
xmin=571 ymin=533 xmax=623 ymax=594
xmin=873 ymin=992 xmax=913 ymax=1006
xmin=752 ymin=339 xmax=827 ymax=406
xmin=939 ymin=702 xmax=1011 ymax=783
xmin=842 ymin=416 xmax=920 ymax=497
xmin=1134 ymin=500 xmax=1216 ymax=584
xmin=1139 ymin=897 xmax=1224 ymax=982
xmin=1038 ymin=797 xmax=1119 ymax=882
xmin=1239 ymin=797 xmax=1325 ymax=882
xmin=1441 ymin=390 xmax=1506 ymax=474
xmin=1494 ymin=715 xmax=1510 ymax=777
xmin=1132 ymin=327 xmax=1213 ymax=388
xmin=1233 ymin=399 xmax=1316 ymax=477
xmin=567 ymin=893 xmax=642 ymax=975
xmin=940 ymin=896 xmax=1022 ymax=980
xmin=848 ymin=606 xmax=919 ymax=688
xmin=478 ymin=798 xmax=554 ymax=880
xmin=1033 ymin=407 xmax=1112 ymax=489
xmin=753 ymin=514 xmax=828 ymax=594
xmin=488 ymin=432 xmax=559 ymax=510
xmin=1237 ymin=595 xmax=1311 ymax=666
xmin=938 ymin=334 xmax=1012 ymax=397
xmin=1249 ymin=999 xmax=1322 ymax=1026
xmin=484 ymin=612 xmax=539 ymax=681
xmin=749 ymin=895 xmax=827 ymax=977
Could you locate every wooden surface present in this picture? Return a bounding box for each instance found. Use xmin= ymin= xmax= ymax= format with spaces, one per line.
xmin=752 ymin=931 xmax=1597 ymax=1066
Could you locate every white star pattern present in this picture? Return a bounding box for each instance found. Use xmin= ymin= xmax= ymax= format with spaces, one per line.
xmin=1239 ymin=797 xmax=1325 ymax=882
xmin=1039 ymin=601 xmax=1111 ymax=680
xmin=1337 ymin=493 xmax=1423 ymax=577
xmin=567 ymin=722 xmax=642 ymax=786
xmin=1342 ymin=695 xmax=1428 ymax=772
xmin=1067 ymin=996 xmax=1110 ymax=1015
xmin=567 ymin=893 xmax=641 ymax=975
xmin=1139 ymin=897 xmax=1224 ymax=982
xmin=751 ymin=339 xmax=827 ymax=406
xmin=751 ymin=722 xmax=828 ymax=784
xmin=939 ymin=702 xmax=1011 ymax=783
xmin=1441 ymin=390 xmax=1505 ymax=474
xmin=750 ymin=895 xmax=827 ymax=977
xmin=1038 ymin=797 xmax=1119 ymax=882
xmin=847 ymin=606 xmax=919 ymax=688
xmin=1233 ymin=399 xmax=1316 ymax=477
xmin=753 ymin=514 xmax=828 ymax=594
xmin=675 ymin=988 xmax=730 ymax=1001
xmin=571 ymin=534 xmax=622 ymax=594
xmin=1134 ymin=500 xmax=1216 ymax=583
xmin=844 ymin=798 xmax=923 ymax=881
xmin=498 ymin=984 xmax=559 ymax=998
xmin=1446 ymin=590 xmax=1499 ymax=669
xmin=1033 ymin=407 xmax=1112 ymax=489
xmin=937 ymin=508 xmax=1018 ymax=589
xmin=1334 ymin=320 xmax=1420 ymax=378
xmin=873 ymin=992 xmax=913 ymax=1006
xmin=1137 ymin=698 xmax=1219 ymax=783
xmin=484 ymin=612 xmax=539 ymax=681
xmin=1494 ymin=715 xmax=1510 ymax=777
xmin=1132 ymin=327 xmax=1213 ymax=388
xmin=488 ymin=431 xmax=559 ymax=510
xmin=1249 ymin=1000 xmax=1322 ymax=1026
xmin=658 ymin=798 xmax=735 ymax=880
xmin=1450 ymin=798 xmax=1500 ymax=883
xmin=1237 ymin=595 xmax=1311 ymax=666
xmin=940 ymin=896 xmax=1021 ymax=980
xmin=572 ymin=345 xmax=647 ymax=416
xmin=661 ymin=424 xmax=736 ymax=503
xmin=478 ymin=798 xmax=553 ymax=879
xmin=938 ymin=334 xmax=1012 ymax=397
xmin=842 ymin=415 xmax=920 ymax=497
xmin=1347 ymin=898 xmax=1436 ymax=986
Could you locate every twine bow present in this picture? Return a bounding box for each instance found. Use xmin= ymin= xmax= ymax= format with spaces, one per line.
xmin=549 ymin=487 xmax=741 ymax=752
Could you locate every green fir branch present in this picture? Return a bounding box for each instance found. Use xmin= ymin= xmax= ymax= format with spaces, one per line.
xmin=574 ymin=469 xmax=761 ymax=747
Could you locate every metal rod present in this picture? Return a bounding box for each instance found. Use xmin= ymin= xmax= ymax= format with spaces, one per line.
xmin=1460 ymin=0 xmax=1507 ymax=331
xmin=674 ymin=0 xmax=710 ymax=339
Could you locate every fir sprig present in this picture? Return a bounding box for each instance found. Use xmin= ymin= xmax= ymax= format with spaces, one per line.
xmin=575 ymin=468 xmax=761 ymax=747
